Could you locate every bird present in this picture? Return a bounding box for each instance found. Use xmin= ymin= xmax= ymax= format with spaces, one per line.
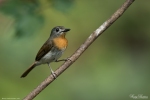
xmin=20 ymin=26 xmax=70 ymax=78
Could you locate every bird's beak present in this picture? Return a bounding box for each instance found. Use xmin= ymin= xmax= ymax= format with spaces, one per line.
xmin=63 ymin=28 xmax=70 ymax=32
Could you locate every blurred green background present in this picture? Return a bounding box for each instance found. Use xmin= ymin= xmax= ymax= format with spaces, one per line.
xmin=0 ymin=0 xmax=150 ymax=100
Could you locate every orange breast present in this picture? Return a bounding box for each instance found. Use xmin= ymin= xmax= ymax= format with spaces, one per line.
xmin=53 ymin=36 xmax=68 ymax=50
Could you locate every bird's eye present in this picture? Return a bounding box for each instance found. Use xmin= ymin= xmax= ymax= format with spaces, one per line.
xmin=56 ymin=28 xmax=59 ymax=32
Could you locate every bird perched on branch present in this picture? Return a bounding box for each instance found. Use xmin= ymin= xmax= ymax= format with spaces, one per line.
xmin=21 ymin=26 xmax=70 ymax=78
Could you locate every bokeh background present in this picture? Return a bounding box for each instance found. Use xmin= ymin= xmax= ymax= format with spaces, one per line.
xmin=0 ymin=0 xmax=150 ymax=100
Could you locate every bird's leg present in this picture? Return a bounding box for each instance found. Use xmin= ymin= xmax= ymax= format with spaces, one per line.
xmin=55 ymin=58 xmax=71 ymax=62
xmin=48 ymin=63 xmax=57 ymax=79
xmin=55 ymin=59 xmax=67 ymax=62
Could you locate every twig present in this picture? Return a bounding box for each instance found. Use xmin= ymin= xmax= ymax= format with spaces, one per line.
xmin=23 ymin=0 xmax=135 ymax=99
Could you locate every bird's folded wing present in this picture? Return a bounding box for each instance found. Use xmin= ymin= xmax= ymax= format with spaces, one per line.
xmin=35 ymin=40 xmax=53 ymax=61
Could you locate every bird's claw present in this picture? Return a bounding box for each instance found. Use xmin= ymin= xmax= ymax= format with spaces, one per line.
xmin=51 ymin=71 xmax=57 ymax=79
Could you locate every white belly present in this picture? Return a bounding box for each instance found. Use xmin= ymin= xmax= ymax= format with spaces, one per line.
xmin=38 ymin=49 xmax=65 ymax=64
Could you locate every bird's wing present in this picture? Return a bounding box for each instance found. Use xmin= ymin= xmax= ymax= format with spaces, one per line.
xmin=35 ymin=40 xmax=53 ymax=61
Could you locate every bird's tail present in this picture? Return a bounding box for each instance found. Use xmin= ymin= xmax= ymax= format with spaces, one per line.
xmin=20 ymin=63 xmax=36 ymax=78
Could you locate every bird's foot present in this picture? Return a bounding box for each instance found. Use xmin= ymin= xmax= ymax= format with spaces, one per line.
xmin=51 ymin=70 xmax=57 ymax=79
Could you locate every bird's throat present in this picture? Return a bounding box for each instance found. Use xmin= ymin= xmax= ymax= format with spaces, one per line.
xmin=53 ymin=34 xmax=68 ymax=50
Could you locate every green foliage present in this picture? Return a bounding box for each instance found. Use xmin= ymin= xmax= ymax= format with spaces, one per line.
xmin=50 ymin=0 xmax=74 ymax=13
xmin=0 ymin=0 xmax=39 ymax=16
xmin=0 ymin=0 xmax=74 ymax=38
xmin=0 ymin=0 xmax=43 ymax=38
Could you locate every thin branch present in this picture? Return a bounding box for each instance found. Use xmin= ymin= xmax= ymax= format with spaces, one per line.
xmin=23 ymin=0 xmax=135 ymax=100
